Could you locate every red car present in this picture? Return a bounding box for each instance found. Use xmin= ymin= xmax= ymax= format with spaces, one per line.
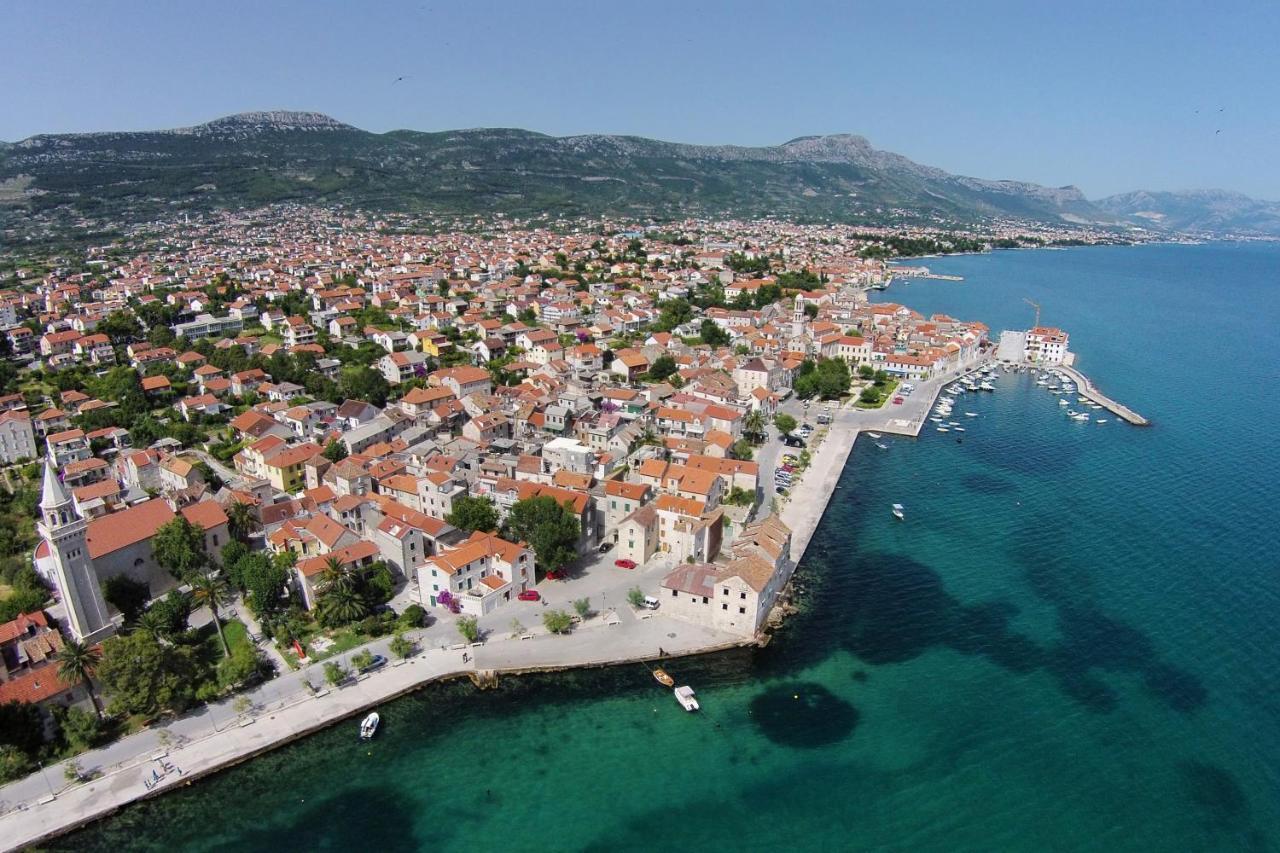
xmin=517 ymin=590 xmax=540 ymax=602
xmin=892 ymin=396 xmax=904 ymax=405
xmin=614 ymin=559 xmax=637 ymax=570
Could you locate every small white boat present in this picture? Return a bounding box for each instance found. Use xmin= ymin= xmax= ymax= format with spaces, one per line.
xmin=953 ymin=426 xmax=965 ymax=432
xmin=1096 ymin=419 xmax=1108 ymax=424
xmin=360 ymin=712 xmax=380 ymax=740
xmin=892 ymin=503 xmax=905 ymax=520
xmin=674 ymin=686 xmax=700 ymax=711
xmin=980 ymin=382 xmax=995 ymax=391
xmin=965 ymin=412 xmax=978 ymax=417
xmin=866 ymin=432 xmax=882 ymax=439
xmin=936 ymin=426 xmax=949 ymax=433
xmin=876 ymin=442 xmax=889 ymax=450
xmin=1058 ymin=399 xmax=1069 ymax=406
xmin=1072 ymin=413 xmax=1090 ymax=421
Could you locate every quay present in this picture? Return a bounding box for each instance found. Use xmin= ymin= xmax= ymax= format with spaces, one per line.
xmin=1055 ymin=364 xmax=1150 ymax=426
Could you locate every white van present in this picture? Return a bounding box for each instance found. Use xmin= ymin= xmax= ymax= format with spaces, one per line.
xmin=642 ymin=596 xmax=661 ymax=610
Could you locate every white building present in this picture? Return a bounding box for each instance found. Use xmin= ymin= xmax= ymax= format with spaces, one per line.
xmin=1025 ymin=326 xmax=1070 ymax=364
xmin=0 ymin=410 xmax=36 ymax=464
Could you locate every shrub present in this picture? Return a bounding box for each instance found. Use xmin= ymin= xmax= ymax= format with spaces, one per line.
xmin=543 ymin=610 xmax=573 ymax=634
xmin=398 ymin=604 xmax=426 ymax=629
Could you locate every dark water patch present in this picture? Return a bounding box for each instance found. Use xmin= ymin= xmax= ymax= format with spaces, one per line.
xmin=960 ymin=472 xmax=1018 ymax=495
xmin=748 ymin=682 xmax=859 ymax=748
xmin=1180 ymin=760 xmax=1248 ymax=822
xmin=851 ymin=670 xmax=869 ymax=682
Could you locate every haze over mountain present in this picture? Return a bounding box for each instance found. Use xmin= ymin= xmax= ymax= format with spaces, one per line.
xmin=1 ymin=111 xmax=1274 ymax=236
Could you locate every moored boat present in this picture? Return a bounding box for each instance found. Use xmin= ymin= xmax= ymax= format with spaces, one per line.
xmin=653 ymin=668 xmax=675 ymax=687
xmin=360 ymin=712 xmax=380 ymax=740
xmin=892 ymin=503 xmax=905 ymax=520
xmin=674 ymin=685 xmax=700 ymax=711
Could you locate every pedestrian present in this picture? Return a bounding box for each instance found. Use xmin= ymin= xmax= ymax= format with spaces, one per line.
xmin=659 ymin=646 xmax=665 ymax=657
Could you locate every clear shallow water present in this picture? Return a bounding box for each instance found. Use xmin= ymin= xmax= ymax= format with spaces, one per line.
xmin=57 ymin=243 xmax=1280 ymax=852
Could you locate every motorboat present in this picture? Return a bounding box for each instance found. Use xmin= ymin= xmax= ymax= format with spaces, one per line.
xmin=1058 ymin=399 xmax=1069 ymax=406
xmin=674 ymin=685 xmax=700 ymax=711
xmin=965 ymin=412 xmax=978 ymax=417
xmin=1096 ymin=419 xmax=1108 ymax=424
xmin=653 ymin=668 xmax=675 ymax=687
xmin=892 ymin=503 xmax=905 ymax=520
xmin=953 ymin=426 xmax=965 ymax=432
xmin=866 ymin=432 xmax=882 ymax=439
xmin=936 ymin=426 xmax=950 ymax=433
xmin=875 ymin=442 xmax=889 ymax=450
xmin=980 ymin=382 xmax=995 ymax=391
xmin=360 ymin=712 xmax=380 ymax=740
xmin=1072 ymin=412 xmax=1091 ymax=421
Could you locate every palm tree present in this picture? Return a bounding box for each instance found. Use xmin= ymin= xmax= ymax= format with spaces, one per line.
xmin=318 ymin=583 xmax=369 ymax=627
xmin=188 ymin=570 xmax=232 ymax=657
xmin=317 ymin=557 xmax=355 ymax=595
xmin=56 ymin=639 xmax=103 ymax=718
xmin=225 ymin=500 xmax=259 ymax=544
xmin=134 ymin=609 xmax=170 ymax=640
xmin=743 ymin=409 xmax=765 ymax=443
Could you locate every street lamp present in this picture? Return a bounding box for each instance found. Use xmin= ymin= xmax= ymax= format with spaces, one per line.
xmin=36 ymin=761 xmax=55 ymax=798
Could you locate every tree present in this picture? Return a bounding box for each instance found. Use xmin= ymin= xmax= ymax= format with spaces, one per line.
xmin=456 ymin=615 xmax=480 ymax=643
xmin=389 ymin=633 xmax=415 ymax=659
xmin=225 ymin=501 xmax=259 ymax=544
xmin=323 ymin=660 xmax=348 ymax=687
xmin=445 ymin=495 xmax=499 ymax=533
xmin=700 ymin=319 xmax=730 ymax=347
xmin=627 ymin=587 xmax=646 ymax=608
xmin=101 ymin=574 xmax=150 ymax=626
xmin=351 ymin=649 xmax=375 ymax=670
xmin=774 ymin=413 xmax=797 ymax=435
xmin=152 ymin=517 xmax=208 ymax=579
xmin=505 ymin=496 xmax=581 ymax=577
xmin=859 ymin=387 xmax=881 ymax=405
xmin=55 ymin=638 xmax=104 ymax=717
xmin=572 ymin=598 xmax=591 ymax=618
xmin=317 ymin=558 xmax=370 ymax=628
xmin=322 ymin=439 xmax=348 ymax=463
xmin=0 ymin=700 xmax=46 ymax=760
xmin=188 ymin=570 xmax=232 ymax=657
xmin=96 ymin=631 xmax=199 ymax=716
xmin=0 ymin=745 xmax=30 ymax=784
xmin=542 ymin=610 xmax=573 ymax=634
xmin=743 ymin=409 xmax=765 ymax=441
xmin=647 ymin=354 xmax=677 ymax=382
xmin=55 ymin=706 xmax=108 ymax=752
xmin=803 ymin=303 xmax=819 ymax=320
xmin=337 ymin=365 xmax=389 ymax=407
xmin=397 ymin=604 xmax=426 ymax=630
xmin=731 ymin=439 xmax=754 ymax=461
xmin=857 ymin=364 xmax=875 ymax=380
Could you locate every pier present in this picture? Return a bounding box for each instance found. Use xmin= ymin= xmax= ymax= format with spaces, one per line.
xmin=1054 ymin=364 xmax=1150 ymax=426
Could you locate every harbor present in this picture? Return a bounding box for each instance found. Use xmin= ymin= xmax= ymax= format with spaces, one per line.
xmin=1054 ymin=363 xmax=1150 ymax=426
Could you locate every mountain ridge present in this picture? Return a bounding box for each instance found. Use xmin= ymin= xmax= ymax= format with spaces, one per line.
xmin=2 ymin=110 xmax=1271 ymax=234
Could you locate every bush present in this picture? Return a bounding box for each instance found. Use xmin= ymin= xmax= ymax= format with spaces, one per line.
xmin=397 ymin=604 xmax=426 ymax=630
xmin=456 ymin=615 xmax=480 ymax=643
xmin=627 ymin=587 xmax=646 ymax=608
xmin=572 ymin=598 xmax=591 ymax=618
xmin=351 ymin=649 xmax=374 ymax=670
xmin=323 ymin=661 xmax=348 ymax=686
xmin=389 ymin=633 xmax=415 ymax=659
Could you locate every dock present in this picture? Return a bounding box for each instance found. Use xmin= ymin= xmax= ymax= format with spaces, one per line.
xmin=1054 ymin=364 xmax=1149 ymax=426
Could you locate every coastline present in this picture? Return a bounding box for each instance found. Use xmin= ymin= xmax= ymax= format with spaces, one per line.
xmin=0 ymin=366 xmax=966 ymax=851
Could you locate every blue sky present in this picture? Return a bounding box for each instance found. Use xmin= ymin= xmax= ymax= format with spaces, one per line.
xmin=5 ymin=0 xmax=1277 ymax=199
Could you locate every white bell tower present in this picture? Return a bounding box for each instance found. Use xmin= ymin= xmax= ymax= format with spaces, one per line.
xmin=37 ymin=457 xmax=112 ymax=642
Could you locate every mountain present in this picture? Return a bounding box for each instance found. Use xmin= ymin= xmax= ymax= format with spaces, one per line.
xmin=0 ymin=110 xmax=1111 ymax=226
xmin=1095 ymin=189 xmax=1280 ymax=237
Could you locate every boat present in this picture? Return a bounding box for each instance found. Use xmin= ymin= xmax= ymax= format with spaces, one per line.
xmin=875 ymin=442 xmax=889 ymax=450
xmin=674 ymin=685 xmax=700 ymax=711
xmin=653 ymin=668 xmax=675 ymax=687
xmin=360 ymin=712 xmax=380 ymax=740
xmin=980 ymin=382 xmax=995 ymax=391
xmin=1058 ymin=399 xmax=1069 ymax=406
xmin=953 ymin=426 xmax=965 ymax=432
xmin=936 ymin=426 xmax=950 ymax=433
xmin=892 ymin=503 xmax=905 ymax=520
xmin=866 ymin=432 xmax=882 ymax=439
xmin=965 ymin=412 xmax=978 ymax=417
xmin=1072 ymin=412 xmax=1091 ymax=421
xmin=1096 ymin=419 xmax=1108 ymax=424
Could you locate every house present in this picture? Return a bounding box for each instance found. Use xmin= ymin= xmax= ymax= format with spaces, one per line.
xmin=653 ymin=494 xmax=722 ymax=564
xmin=0 ymin=611 xmax=89 ymax=712
xmin=294 ymin=541 xmax=380 ymax=611
xmin=615 ymin=504 xmax=660 ymax=565
xmin=417 ymin=531 xmax=534 ymax=615
xmin=430 ymin=366 xmax=492 ymax=399
xmin=379 ymin=350 xmax=431 ymax=385
xmin=0 ymin=410 xmax=37 ymax=464
xmin=610 ymin=348 xmax=649 ymax=381
xmin=659 ymin=515 xmax=792 ymax=637
xmin=603 ymin=480 xmax=651 ymax=539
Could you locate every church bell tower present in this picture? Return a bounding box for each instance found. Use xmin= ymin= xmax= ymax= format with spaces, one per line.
xmin=37 ymin=457 xmax=112 ymax=642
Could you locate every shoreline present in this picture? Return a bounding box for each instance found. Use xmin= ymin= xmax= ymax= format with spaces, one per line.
xmin=0 ymin=369 xmax=960 ymax=850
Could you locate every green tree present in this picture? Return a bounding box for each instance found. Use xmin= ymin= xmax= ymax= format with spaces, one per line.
xmin=445 ymin=495 xmax=500 ymax=533
xmin=323 ymin=660 xmax=348 ymax=687
xmin=626 ymin=587 xmax=646 ymax=608
xmin=803 ymin=303 xmax=819 ymax=320
xmin=542 ymin=610 xmax=573 ymax=634
xmin=337 ymin=365 xmax=389 ymax=407
xmin=456 ymin=615 xmax=480 ymax=643
xmin=743 ymin=409 xmax=765 ymax=441
xmin=152 ymin=516 xmax=208 ymax=579
xmin=317 ymin=557 xmax=370 ymax=627
xmin=773 ymin=413 xmax=797 ymax=435
xmin=188 ymin=570 xmax=232 ymax=657
xmin=0 ymin=745 xmax=31 ymax=784
xmin=238 ymin=554 xmax=289 ymax=618
xmin=397 ymin=604 xmax=426 ymax=630
xmin=322 ymin=439 xmax=348 ymax=463
xmin=857 ymin=364 xmax=875 ymax=380
xmin=55 ymin=706 xmax=108 ymax=752
xmin=699 ymin=319 xmax=730 ymax=347
xmin=647 ymin=354 xmax=677 ymax=381
xmin=572 ymin=598 xmax=591 ymax=618
xmin=101 ymin=574 xmax=150 ymax=626
xmin=731 ymin=438 xmax=754 ymax=460
xmin=389 ymin=633 xmax=415 ymax=659
xmin=96 ymin=631 xmax=200 ymax=716
xmin=147 ymin=590 xmax=193 ymax=637
xmin=0 ymin=699 xmax=46 ymax=760
xmin=505 ymin=496 xmax=581 ymax=576
xmin=225 ymin=501 xmax=259 ymax=544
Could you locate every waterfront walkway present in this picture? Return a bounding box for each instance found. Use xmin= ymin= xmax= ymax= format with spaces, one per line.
xmin=1055 ymin=364 xmax=1150 ymax=425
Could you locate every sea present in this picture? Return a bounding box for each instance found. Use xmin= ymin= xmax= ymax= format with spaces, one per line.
xmin=53 ymin=242 xmax=1280 ymax=852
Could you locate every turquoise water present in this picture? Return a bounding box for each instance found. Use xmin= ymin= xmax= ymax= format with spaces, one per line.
xmin=56 ymin=243 xmax=1280 ymax=852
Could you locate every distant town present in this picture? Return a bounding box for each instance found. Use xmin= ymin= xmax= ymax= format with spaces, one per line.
xmin=0 ymin=207 xmax=1094 ymax=840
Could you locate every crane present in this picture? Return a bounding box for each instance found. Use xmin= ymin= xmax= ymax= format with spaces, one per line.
xmin=1023 ymin=298 xmax=1041 ymax=329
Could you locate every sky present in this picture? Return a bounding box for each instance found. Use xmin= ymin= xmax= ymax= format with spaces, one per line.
xmin=4 ymin=0 xmax=1278 ymax=199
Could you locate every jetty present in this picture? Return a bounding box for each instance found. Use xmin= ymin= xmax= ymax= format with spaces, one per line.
xmin=1055 ymin=364 xmax=1150 ymax=426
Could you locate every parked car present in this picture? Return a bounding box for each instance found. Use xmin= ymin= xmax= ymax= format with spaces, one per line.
xmin=598 ymin=541 xmax=613 ymax=554
xmin=359 ymin=654 xmax=388 ymax=674
xmin=784 ymin=435 xmax=806 ymax=448
xmin=517 ymin=590 xmax=541 ymax=602
xmin=615 ymin=558 xmax=637 ymax=569
xmin=892 ymin=396 xmax=904 ymax=405
xmin=642 ymin=596 xmax=660 ymax=610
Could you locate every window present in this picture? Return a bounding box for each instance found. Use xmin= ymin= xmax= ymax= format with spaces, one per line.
xmin=740 ymin=592 xmax=747 ymax=600
xmin=702 ymin=597 xmax=708 ymax=604
xmin=721 ymin=603 xmax=728 ymax=610
xmin=722 ymin=588 xmax=728 ymax=596
xmin=739 ymin=607 xmax=746 ymax=614
xmin=671 ymin=589 xmax=678 ymax=597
